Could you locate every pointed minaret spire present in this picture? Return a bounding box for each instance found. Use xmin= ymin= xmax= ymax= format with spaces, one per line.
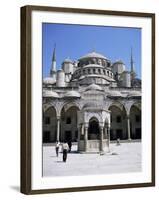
xmin=130 ymin=47 xmax=136 ymax=80
xmin=130 ymin=47 xmax=134 ymax=72
xmin=52 ymin=44 xmax=56 ymax=62
xmin=50 ymin=44 xmax=56 ymax=77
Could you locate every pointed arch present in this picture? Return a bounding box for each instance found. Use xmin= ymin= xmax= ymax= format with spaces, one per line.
xmin=60 ymin=101 xmax=81 ymax=142
xmin=130 ymin=102 xmax=141 ymax=139
xmin=43 ymin=105 xmax=57 ymax=143
xmin=88 ymin=117 xmax=100 ymax=140
xmin=108 ymin=101 xmax=127 ymax=140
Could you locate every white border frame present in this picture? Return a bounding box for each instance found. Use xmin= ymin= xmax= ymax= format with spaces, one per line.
xmin=31 ymin=10 xmax=152 ymax=190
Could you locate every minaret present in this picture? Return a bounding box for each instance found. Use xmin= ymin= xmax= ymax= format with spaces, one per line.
xmin=130 ymin=47 xmax=136 ymax=80
xmin=50 ymin=45 xmax=56 ymax=81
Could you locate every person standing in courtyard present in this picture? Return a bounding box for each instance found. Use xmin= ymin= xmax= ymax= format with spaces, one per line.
xmin=62 ymin=141 xmax=69 ymax=162
xmin=55 ymin=141 xmax=60 ymax=157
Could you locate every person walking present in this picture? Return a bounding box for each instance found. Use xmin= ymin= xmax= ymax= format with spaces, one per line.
xmin=68 ymin=140 xmax=72 ymax=153
xmin=55 ymin=141 xmax=60 ymax=157
xmin=62 ymin=141 xmax=69 ymax=162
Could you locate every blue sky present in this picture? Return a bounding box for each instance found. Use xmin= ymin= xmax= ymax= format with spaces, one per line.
xmin=42 ymin=23 xmax=141 ymax=78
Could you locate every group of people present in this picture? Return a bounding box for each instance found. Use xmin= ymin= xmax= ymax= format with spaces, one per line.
xmin=55 ymin=140 xmax=72 ymax=162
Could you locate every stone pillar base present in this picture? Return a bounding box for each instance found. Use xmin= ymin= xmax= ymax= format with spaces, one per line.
xmin=78 ymin=140 xmax=109 ymax=153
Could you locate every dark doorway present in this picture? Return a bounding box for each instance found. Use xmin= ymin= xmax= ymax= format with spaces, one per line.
xmin=116 ymin=129 xmax=123 ymax=139
xmin=43 ymin=131 xmax=50 ymax=143
xmin=135 ymin=128 xmax=141 ymax=139
xmin=65 ymin=131 xmax=72 ymax=142
xmin=88 ymin=118 xmax=100 ymax=140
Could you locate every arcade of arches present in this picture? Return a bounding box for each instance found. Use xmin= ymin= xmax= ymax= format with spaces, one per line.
xmin=43 ymin=103 xmax=141 ymax=143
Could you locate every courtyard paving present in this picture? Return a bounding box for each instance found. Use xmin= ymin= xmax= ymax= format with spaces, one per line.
xmin=43 ymin=142 xmax=141 ymax=177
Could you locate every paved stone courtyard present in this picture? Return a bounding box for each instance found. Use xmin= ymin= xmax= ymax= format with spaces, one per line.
xmin=43 ymin=142 xmax=141 ymax=177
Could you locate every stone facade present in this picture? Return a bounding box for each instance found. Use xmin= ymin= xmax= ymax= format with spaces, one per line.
xmin=43 ymin=49 xmax=141 ymax=153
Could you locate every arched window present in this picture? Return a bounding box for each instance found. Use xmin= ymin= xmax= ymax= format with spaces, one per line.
xmin=107 ymin=62 xmax=111 ymax=68
xmin=98 ymin=69 xmax=101 ymax=74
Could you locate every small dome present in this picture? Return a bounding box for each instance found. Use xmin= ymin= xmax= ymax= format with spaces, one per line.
xmin=107 ymin=90 xmax=122 ymax=97
xmin=85 ymin=84 xmax=103 ymax=91
xmin=128 ymin=91 xmax=141 ymax=97
xmin=43 ymin=90 xmax=59 ymax=98
xmin=63 ymin=58 xmax=73 ymax=63
xmin=83 ymin=101 xmax=102 ymax=109
xmin=43 ymin=77 xmax=56 ymax=84
xmin=79 ymin=51 xmax=107 ymax=60
xmin=113 ymin=60 xmax=124 ymax=64
xmin=64 ymin=91 xmax=81 ymax=98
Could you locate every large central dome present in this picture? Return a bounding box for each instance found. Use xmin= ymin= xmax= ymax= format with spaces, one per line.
xmin=71 ymin=51 xmax=114 ymax=85
xmin=79 ymin=51 xmax=108 ymax=60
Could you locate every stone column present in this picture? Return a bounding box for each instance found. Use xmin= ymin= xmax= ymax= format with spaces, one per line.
xmin=56 ymin=116 xmax=60 ymax=142
xmin=77 ymin=125 xmax=81 ymax=151
xmin=107 ymin=125 xmax=110 ymax=148
xmin=104 ymin=126 xmax=107 ymax=139
xmin=77 ymin=125 xmax=81 ymax=142
xmin=100 ymin=127 xmax=104 ymax=152
xmin=127 ymin=115 xmax=131 ymax=141
xmin=84 ymin=126 xmax=88 ymax=152
xmin=81 ymin=124 xmax=84 ymax=136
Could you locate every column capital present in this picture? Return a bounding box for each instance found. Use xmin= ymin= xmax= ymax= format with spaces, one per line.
xmin=84 ymin=123 xmax=89 ymax=129
xmin=126 ymin=114 xmax=130 ymax=119
xmin=57 ymin=116 xmax=61 ymax=120
xmin=80 ymin=123 xmax=83 ymax=128
xmin=100 ymin=126 xmax=104 ymax=130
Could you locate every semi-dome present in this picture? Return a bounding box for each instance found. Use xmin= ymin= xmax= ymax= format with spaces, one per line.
xmin=107 ymin=90 xmax=122 ymax=97
xmin=43 ymin=77 xmax=56 ymax=84
xmin=43 ymin=90 xmax=59 ymax=98
xmin=85 ymin=83 xmax=103 ymax=91
xmin=128 ymin=91 xmax=141 ymax=97
xmin=64 ymin=91 xmax=81 ymax=98
xmin=79 ymin=51 xmax=107 ymax=60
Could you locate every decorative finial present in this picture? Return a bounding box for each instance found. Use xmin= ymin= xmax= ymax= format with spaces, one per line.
xmin=91 ymin=45 xmax=96 ymax=52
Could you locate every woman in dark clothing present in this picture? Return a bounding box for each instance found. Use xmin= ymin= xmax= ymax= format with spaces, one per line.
xmin=62 ymin=142 xmax=69 ymax=162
